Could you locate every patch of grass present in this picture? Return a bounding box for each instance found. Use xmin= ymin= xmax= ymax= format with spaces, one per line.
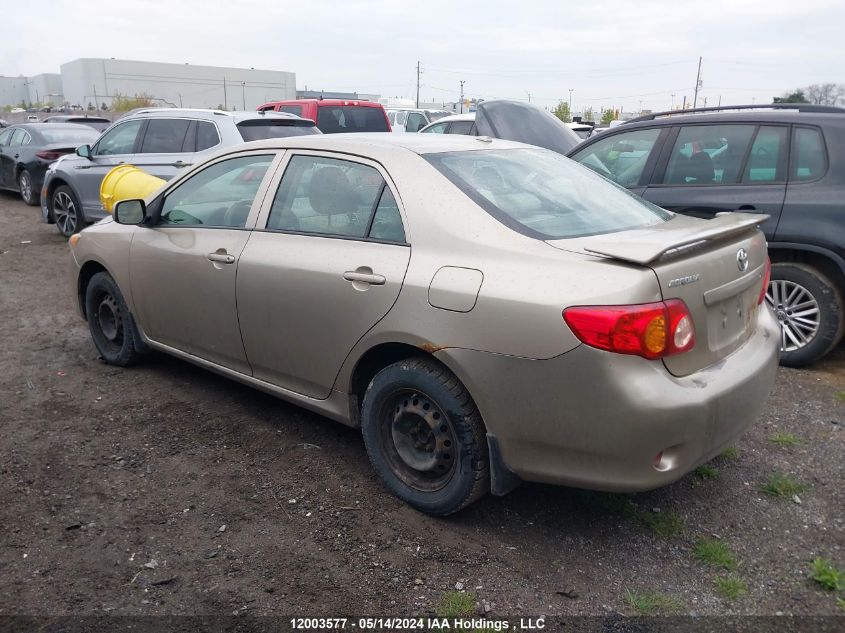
xmin=768 ymin=432 xmax=804 ymax=447
xmin=837 ymin=597 xmax=845 ymax=611
xmin=760 ymin=473 xmax=806 ymax=499
xmin=582 ymin=492 xmax=685 ymax=538
xmin=693 ymin=538 xmax=738 ymax=570
xmin=692 ymin=463 xmax=719 ymax=487
xmin=809 ymin=558 xmax=844 ymax=592
xmin=436 ymin=591 xmax=476 ymax=618
xmin=834 ymin=391 xmax=845 ymax=403
xmin=623 ymin=589 xmax=683 ymax=615
xmin=714 ymin=575 xmax=747 ymax=600
xmin=640 ymin=510 xmax=686 ymax=538
xmin=720 ymin=446 xmax=739 ymax=460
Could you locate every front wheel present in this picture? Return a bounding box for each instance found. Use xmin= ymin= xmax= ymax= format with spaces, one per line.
xmin=361 ymin=358 xmax=489 ymax=516
xmin=84 ymin=272 xmax=144 ymax=366
xmin=18 ymin=170 xmax=38 ymax=206
xmin=767 ymin=263 xmax=844 ymax=367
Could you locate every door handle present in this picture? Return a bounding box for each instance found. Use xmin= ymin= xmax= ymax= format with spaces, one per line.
xmin=207 ymin=252 xmax=235 ymax=264
xmin=343 ymin=270 xmax=386 ymax=285
xmin=736 ymin=205 xmax=756 ymax=211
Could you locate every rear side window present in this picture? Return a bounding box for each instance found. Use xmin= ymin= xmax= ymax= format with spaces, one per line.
xmin=316 ymin=106 xmax=389 ymax=133
xmin=663 ymin=125 xmax=755 ymax=185
xmin=237 ymin=121 xmax=320 ymax=141
xmin=569 ymin=128 xmax=661 ymax=186
xmin=369 ymin=188 xmax=406 ymax=243
xmin=277 ymin=105 xmax=303 ymax=117
xmin=791 ymin=127 xmax=826 ymax=181
xmin=196 ymin=121 xmax=221 ymax=151
xmin=447 ymin=121 xmax=474 ymax=135
xmin=422 ymin=122 xmax=447 ymax=134
xmin=140 ymin=119 xmax=192 ymax=153
xmin=10 ymin=129 xmax=28 ymax=146
xmin=743 ymin=126 xmax=788 ymax=183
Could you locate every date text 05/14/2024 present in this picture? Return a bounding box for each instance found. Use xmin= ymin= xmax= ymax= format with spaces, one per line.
xmin=290 ymin=617 xmax=547 ymax=630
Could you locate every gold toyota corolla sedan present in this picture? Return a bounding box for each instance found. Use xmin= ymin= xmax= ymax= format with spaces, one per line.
xmin=68 ymin=134 xmax=780 ymax=515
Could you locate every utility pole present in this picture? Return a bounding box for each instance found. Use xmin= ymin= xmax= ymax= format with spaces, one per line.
xmin=693 ymin=56 xmax=702 ymax=108
xmin=639 ymin=100 xmax=643 ymax=114
xmin=223 ymin=77 xmax=228 ymax=110
xmin=682 ymin=95 xmax=687 ymax=109
xmin=703 ymin=97 xmax=708 ymax=107
xmin=526 ymin=91 xmax=531 ymax=104
xmin=568 ymin=88 xmax=574 ymax=115
xmin=242 ymin=82 xmax=246 ymax=110
xmin=718 ymin=95 xmax=722 ymax=107
xmin=416 ymin=61 xmax=421 ymax=108
xmin=671 ymin=93 xmax=675 ymax=109
xmin=93 ymin=84 xmax=100 ymax=115
xmin=459 ymin=80 xmax=465 ymax=113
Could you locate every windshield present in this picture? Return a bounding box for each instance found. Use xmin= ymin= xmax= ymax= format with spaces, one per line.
xmin=316 ymin=106 xmax=389 ymax=133
xmin=237 ymin=121 xmax=321 ymax=141
xmin=38 ymin=128 xmax=100 ymax=144
xmin=425 ymin=148 xmax=671 ymax=239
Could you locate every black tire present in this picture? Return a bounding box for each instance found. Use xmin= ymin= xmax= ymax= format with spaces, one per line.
xmin=84 ymin=272 xmax=144 ymax=367
xmin=18 ymin=169 xmax=37 ymax=206
xmin=361 ymin=357 xmax=489 ymax=516
xmin=51 ymin=185 xmax=84 ymax=238
xmin=768 ymin=263 xmax=844 ymax=367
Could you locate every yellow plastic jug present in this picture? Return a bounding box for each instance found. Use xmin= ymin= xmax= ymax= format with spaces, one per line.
xmin=99 ymin=165 xmax=166 ymax=213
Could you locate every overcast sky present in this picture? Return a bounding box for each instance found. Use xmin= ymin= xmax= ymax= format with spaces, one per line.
xmin=2 ymin=0 xmax=843 ymax=112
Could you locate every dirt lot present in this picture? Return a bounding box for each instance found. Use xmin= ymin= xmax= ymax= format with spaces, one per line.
xmin=0 ymin=191 xmax=843 ymax=623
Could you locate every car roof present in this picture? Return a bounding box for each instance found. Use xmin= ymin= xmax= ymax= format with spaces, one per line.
xmin=617 ymin=105 xmax=845 ymax=129
xmin=428 ymin=113 xmax=475 ymax=124
xmin=263 ymin=99 xmax=384 ymax=108
xmin=46 ymin=115 xmax=111 ymax=122
xmin=118 ymin=108 xmax=307 ymax=123
xmin=11 ymin=123 xmax=91 ymax=131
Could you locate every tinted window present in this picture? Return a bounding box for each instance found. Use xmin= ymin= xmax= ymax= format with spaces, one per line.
xmin=196 ymin=121 xmax=221 ymax=151
xmin=791 ymin=127 xmax=826 ymax=181
xmin=96 ymin=120 xmax=143 ymax=155
xmin=10 ymin=129 xmax=27 ymax=146
xmin=426 ymin=148 xmax=670 ymax=240
xmin=664 ymin=125 xmax=755 ymax=185
xmin=422 ymin=122 xmax=447 ymax=134
xmin=159 ymin=155 xmax=274 ymax=227
xmin=237 ymin=121 xmax=320 ymax=141
xmin=475 ymin=101 xmax=580 ymax=154
xmin=447 ymin=121 xmax=474 ymax=135
xmin=743 ymin=126 xmax=787 ymax=183
xmin=0 ymin=129 xmax=12 ymax=145
xmin=267 ymin=155 xmax=385 ymax=238
xmin=368 ymin=188 xmax=406 ymax=243
xmin=140 ymin=119 xmax=192 ymax=153
xmin=316 ymin=106 xmax=389 ymax=133
xmin=570 ymin=128 xmax=661 ymax=186
xmin=406 ymin=112 xmax=427 ymax=133
xmin=38 ymin=127 xmax=99 ymax=144
xmin=277 ymin=105 xmax=303 ymax=117
xmin=427 ymin=111 xmax=450 ymax=122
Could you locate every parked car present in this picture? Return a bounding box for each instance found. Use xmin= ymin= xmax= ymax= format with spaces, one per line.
xmin=0 ymin=123 xmax=99 ymax=205
xmin=68 ymin=134 xmax=778 ymax=515
xmin=26 ymin=115 xmax=39 ymax=122
xmin=0 ymin=119 xmax=9 ymax=128
xmin=257 ymin=99 xmax=391 ymax=133
xmin=419 ymin=113 xmax=476 ymax=135
xmin=43 ymin=115 xmax=112 ymax=132
xmin=41 ymin=108 xmax=319 ymax=237
xmin=568 ymin=103 xmax=845 ymax=366
xmin=386 ymin=108 xmax=451 ymax=132
xmin=566 ymin=121 xmax=594 ymax=140
xmin=417 ymin=101 xmax=581 ymax=155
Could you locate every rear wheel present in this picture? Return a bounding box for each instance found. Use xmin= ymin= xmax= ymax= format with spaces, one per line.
xmin=18 ymin=170 xmax=37 ymax=206
xmin=52 ymin=185 xmax=83 ymax=237
xmin=85 ymin=272 xmax=144 ymax=366
xmin=361 ymin=358 xmax=489 ymax=516
xmin=767 ymin=263 xmax=844 ymax=367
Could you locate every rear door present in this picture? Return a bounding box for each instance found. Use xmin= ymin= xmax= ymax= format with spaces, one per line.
xmin=643 ymin=123 xmax=788 ymax=239
xmin=236 ymin=151 xmax=411 ymax=398
xmin=0 ymin=128 xmax=17 ymax=187
xmin=133 ymin=117 xmax=196 ymax=180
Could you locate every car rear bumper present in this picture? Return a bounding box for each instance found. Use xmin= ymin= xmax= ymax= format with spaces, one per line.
xmin=437 ymin=305 xmax=780 ymax=492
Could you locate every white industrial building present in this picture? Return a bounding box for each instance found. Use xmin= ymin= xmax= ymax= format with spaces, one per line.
xmin=0 ymin=73 xmax=63 ymax=108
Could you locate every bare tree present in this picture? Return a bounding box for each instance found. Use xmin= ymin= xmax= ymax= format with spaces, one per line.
xmin=804 ymin=83 xmax=845 ymax=106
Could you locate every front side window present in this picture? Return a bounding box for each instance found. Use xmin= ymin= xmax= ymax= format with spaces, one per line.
xmin=569 ymin=128 xmax=661 ymax=186
xmin=140 ymin=119 xmax=192 ymax=154
xmin=267 ymin=155 xmax=391 ymax=239
xmin=743 ymin=126 xmax=788 ymax=183
xmin=427 ymin=148 xmax=670 ymax=240
xmin=791 ymin=127 xmax=826 ymax=181
xmin=0 ymin=129 xmax=13 ymax=146
xmin=159 ymin=155 xmax=274 ymax=227
xmin=96 ymin=120 xmax=143 ymax=156
xmin=447 ymin=121 xmax=474 ymax=135
xmin=663 ymin=125 xmax=755 ymax=185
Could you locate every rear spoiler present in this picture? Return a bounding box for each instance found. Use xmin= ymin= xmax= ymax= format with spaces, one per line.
xmin=575 ymin=213 xmax=768 ymax=265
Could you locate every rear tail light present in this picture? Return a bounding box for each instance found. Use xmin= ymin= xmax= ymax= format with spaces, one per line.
xmin=36 ymin=150 xmax=65 ymax=160
xmin=563 ymin=300 xmax=696 ymax=360
xmin=758 ymin=256 xmax=771 ymax=305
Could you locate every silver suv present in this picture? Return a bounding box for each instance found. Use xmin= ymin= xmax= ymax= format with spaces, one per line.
xmin=41 ymin=108 xmax=319 ymax=236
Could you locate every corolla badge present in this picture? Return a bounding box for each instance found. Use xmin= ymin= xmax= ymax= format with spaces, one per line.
xmin=736 ymin=248 xmax=749 ymax=272
xmin=668 ymin=274 xmax=700 ymax=288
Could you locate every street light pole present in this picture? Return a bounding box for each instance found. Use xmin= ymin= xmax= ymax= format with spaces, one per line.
xmin=459 ymin=80 xmax=465 ymax=113
xmin=242 ymin=82 xmax=246 ymax=110
xmin=568 ymin=88 xmax=574 ymax=115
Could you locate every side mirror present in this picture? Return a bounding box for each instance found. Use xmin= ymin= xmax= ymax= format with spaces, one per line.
xmin=76 ymin=144 xmax=91 ymax=159
xmin=113 ymin=199 xmax=146 ymax=225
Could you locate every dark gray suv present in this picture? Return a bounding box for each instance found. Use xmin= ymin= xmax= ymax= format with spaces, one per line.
xmin=569 ymin=104 xmax=845 ymax=366
xmin=41 ymin=108 xmax=319 ymax=238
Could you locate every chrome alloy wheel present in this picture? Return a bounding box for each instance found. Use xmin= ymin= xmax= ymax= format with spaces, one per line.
xmin=766 ymin=279 xmax=820 ymax=352
xmin=53 ymin=191 xmax=77 ymax=236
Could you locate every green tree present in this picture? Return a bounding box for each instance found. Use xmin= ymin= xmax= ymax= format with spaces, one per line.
xmin=773 ymin=90 xmax=807 ymax=103
xmin=87 ymin=101 xmax=95 ymax=111
xmin=601 ymin=108 xmax=616 ymax=125
xmin=553 ymin=100 xmax=571 ymax=123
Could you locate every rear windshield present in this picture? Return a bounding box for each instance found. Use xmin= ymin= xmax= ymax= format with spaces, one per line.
xmin=38 ymin=128 xmax=100 ymax=144
xmin=237 ymin=121 xmax=321 ymax=141
xmin=425 ymin=148 xmax=670 ymax=239
xmin=316 ymin=106 xmax=389 ymax=133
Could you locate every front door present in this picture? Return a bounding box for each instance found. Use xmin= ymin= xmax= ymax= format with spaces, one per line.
xmin=129 ymin=152 xmax=280 ymax=373
xmin=236 ymin=152 xmax=411 ymax=399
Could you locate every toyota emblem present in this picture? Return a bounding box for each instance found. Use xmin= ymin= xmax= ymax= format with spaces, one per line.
xmin=736 ymin=248 xmax=749 ymax=272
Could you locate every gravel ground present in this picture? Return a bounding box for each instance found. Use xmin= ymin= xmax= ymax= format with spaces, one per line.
xmin=0 ymin=190 xmax=843 ymax=622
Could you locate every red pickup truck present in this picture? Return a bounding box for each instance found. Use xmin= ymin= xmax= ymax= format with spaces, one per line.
xmin=257 ymin=99 xmax=391 ymax=134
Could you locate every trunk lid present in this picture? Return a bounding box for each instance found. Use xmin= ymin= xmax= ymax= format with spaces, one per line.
xmin=548 ymin=213 xmax=770 ymax=376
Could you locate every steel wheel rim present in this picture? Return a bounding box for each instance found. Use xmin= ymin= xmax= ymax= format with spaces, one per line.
xmin=19 ymin=173 xmax=32 ymax=202
xmin=766 ymin=279 xmax=820 ymax=352
xmin=94 ymin=292 xmax=124 ymax=352
xmin=379 ymin=389 xmax=457 ymax=492
xmin=54 ymin=191 xmax=77 ymax=235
